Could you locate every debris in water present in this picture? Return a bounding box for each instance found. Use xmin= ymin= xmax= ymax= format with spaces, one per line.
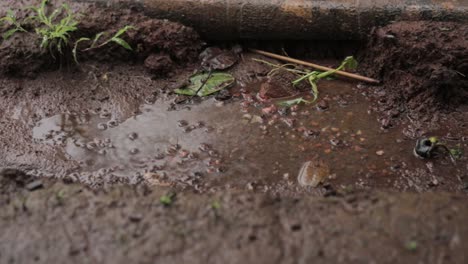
xmin=376 ymin=150 xmax=385 ymax=156
xmin=297 ymin=159 xmax=330 ymax=187
xmin=26 ymin=180 xmax=43 ymax=191
xmin=174 ymin=72 xmax=235 ymax=97
xmin=200 ymin=47 xmax=239 ymax=70
xmin=277 ymin=97 xmax=311 ymax=107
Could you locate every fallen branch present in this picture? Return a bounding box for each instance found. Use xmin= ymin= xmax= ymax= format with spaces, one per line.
xmin=249 ymin=48 xmax=380 ymax=84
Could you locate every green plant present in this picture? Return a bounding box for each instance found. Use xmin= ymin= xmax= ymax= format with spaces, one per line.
xmin=27 ymin=0 xmax=79 ymax=55
xmin=254 ymin=56 xmax=358 ymax=103
xmin=292 ymin=56 xmax=358 ymax=102
xmin=277 ymin=97 xmax=312 ymax=107
xmin=73 ymin=25 xmax=134 ymax=63
xmin=160 ymin=193 xmax=176 ymax=206
xmin=0 ymin=10 xmax=27 ymax=40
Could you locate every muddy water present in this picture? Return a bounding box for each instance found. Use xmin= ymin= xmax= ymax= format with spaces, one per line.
xmin=31 ymin=79 xmax=465 ymax=191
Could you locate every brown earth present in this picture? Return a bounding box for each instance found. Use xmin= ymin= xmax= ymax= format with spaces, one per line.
xmin=360 ymin=21 xmax=468 ymax=129
xmin=1 ymin=2 xmax=468 ymax=263
xmin=0 ymin=0 xmax=202 ymax=77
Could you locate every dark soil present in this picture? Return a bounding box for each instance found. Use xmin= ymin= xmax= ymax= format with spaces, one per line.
xmin=360 ymin=21 xmax=468 ymax=128
xmin=1 ymin=2 xmax=468 ymax=263
xmin=0 ymin=0 xmax=203 ymax=77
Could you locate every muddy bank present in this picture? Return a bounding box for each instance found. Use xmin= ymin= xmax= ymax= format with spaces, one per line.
xmin=2 ymin=179 xmax=468 ymax=264
xmin=1 ymin=53 xmax=467 ymax=193
xmin=360 ymin=21 xmax=468 ymax=130
xmin=0 ymin=0 xmax=202 ymax=77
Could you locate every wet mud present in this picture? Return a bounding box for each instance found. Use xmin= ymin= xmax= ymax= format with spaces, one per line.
xmin=2 ymin=56 xmax=466 ymax=194
xmin=0 ymin=0 xmax=202 ymax=77
xmin=1 ymin=2 xmax=468 ymax=263
xmin=360 ymin=21 xmax=468 ymax=130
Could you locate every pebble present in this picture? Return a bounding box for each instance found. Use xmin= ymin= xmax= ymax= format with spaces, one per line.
xmin=128 ymin=132 xmax=138 ymax=141
xmin=376 ymin=150 xmax=385 ymax=156
xmin=26 ymin=180 xmax=43 ymax=191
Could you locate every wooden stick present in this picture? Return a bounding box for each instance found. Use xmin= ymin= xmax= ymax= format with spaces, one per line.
xmin=249 ymin=48 xmax=380 ymax=84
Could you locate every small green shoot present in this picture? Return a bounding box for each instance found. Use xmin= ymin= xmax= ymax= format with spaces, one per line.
xmin=28 ymin=0 xmax=79 ymax=54
xmin=0 ymin=10 xmax=27 ymax=40
xmin=405 ymin=241 xmax=418 ymax=251
xmin=292 ymin=56 xmax=358 ymax=102
xmin=254 ymin=56 xmax=358 ymax=103
xmin=277 ymin=97 xmax=312 ymax=107
xmin=160 ymin=193 xmax=176 ymax=206
xmin=450 ymin=145 xmax=463 ymax=160
xmin=73 ymin=26 xmax=135 ymax=63
xmin=211 ymin=200 xmax=221 ymax=210
xmin=56 ymin=189 xmax=66 ymax=205
xmin=175 ymin=72 xmax=235 ymax=97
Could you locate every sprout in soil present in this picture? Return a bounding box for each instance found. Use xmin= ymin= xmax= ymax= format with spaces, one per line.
xmin=27 ymin=0 xmax=79 ymax=56
xmin=254 ymin=56 xmax=358 ymax=106
xmin=160 ymin=193 xmax=176 ymax=206
xmin=0 ymin=10 xmax=27 ymax=40
xmin=73 ymin=25 xmax=135 ymax=64
xmin=1 ymin=0 xmax=134 ymax=64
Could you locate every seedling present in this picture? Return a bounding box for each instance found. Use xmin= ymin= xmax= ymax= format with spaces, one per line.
xmin=211 ymin=200 xmax=221 ymax=210
xmin=160 ymin=193 xmax=176 ymax=206
xmin=73 ymin=25 xmax=135 ymax=63
xmin=28 ymin=0 xmax=79 ymax=55
xmin=292 ymin=56 xmax=358 ymax=102
xmin=254 ymin=56 xmax=358 ymax=103
xmin=450 ymin=144 xmax=463 ymax=159
xmin=405 ymin=241 xmax=418 ymax=251
xmin=0 ymin=10 xmax=27 ymax=40
xmin=277 ymin=97 xmax=312 ymax=107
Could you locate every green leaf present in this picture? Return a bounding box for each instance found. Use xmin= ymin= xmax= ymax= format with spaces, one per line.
xmin=277 ymin=97 xmax=311 ymax=107
xmin=91 ymin=32 xmax=104 ymax=48
xmin=174 ymin=72 xmax=235 ymax=97
xmin=342 ymin=56 xmax=358 ymax=71
xmin=2 ymin=28 xmax=19 ymax=40
xmin=111 ymin=37 xmax=132 ymax=50
xmin=449 ymin=145 xmax=463 ymax=159
xmin=73 ymin=37 xmax=90 ymax=64
xmin=114 ymin=25 xmax=135 ymax=38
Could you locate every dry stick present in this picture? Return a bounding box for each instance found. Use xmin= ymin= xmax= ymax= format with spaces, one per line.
xmin=249 ymin=48 xmax=380 ymax=84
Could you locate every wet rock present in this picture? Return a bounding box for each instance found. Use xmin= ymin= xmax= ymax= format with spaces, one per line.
xmin=97 ymin=123 xmax=107 ymax=130
xmin=128 ymin=132 xmax=138 ymax=141
xmin=297 ymin=159 xmax=330 ymax=187
xmin=128 ymin=214 xmax=143 ymax=222
xmin=303 ymin=129 xmax=320 ymax=138
xmin=200 ymin=47 xmax=239 ymax=70
xmin=215 ymin=89 xmax=232 ymax=101
xmin=130 ymin=148 xmax=140 ymax=155
xmin=316 ymin=100 xmax=329 ymax=111
xmin=177 ymin=120 xmax=188 ymax=127
xmin=25 ymin=180 xmax=43 ymax=191
xmin=376 ymin=150 xmax=385 ymax=156
xmin=144 ymin=53 xmax=173 ymax=74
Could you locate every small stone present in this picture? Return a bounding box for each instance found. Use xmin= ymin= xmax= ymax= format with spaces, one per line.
xmin=376 ymin=150 xmax=385 ymax=156
xmin=129 ymin=214 xmax=143 ymax=222
xmin=128 ymin=132 xmax=138 ymax=141
xmin=316 ymin=100 xmax=329 ymax=111
xmin=26 ymin=180 xmax=43 ymax=191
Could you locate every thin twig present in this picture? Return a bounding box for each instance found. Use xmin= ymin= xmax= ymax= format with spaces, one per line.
xmin=249 ymin=48 xmax=380 ymax=84
xmin=192 ymin=69 xmax=213 ymax=97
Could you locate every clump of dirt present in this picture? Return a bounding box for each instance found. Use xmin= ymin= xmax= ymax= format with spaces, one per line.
xmin=0 ymin=3 xmax=203 ymax=77
xmin=360 ymin=21 xmax=468 ymax=125
xmin=259 ymin=69 xmax=310 ymax=99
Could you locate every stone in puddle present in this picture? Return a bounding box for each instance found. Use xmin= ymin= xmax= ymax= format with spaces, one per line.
xmin=26 ymin=180 xmax=44 ymax=191
xmin=297 ymin=159 xmax=330 ymax=187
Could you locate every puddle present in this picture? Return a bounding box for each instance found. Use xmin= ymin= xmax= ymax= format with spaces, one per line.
xmin=32 ymin=79 xmax=464 ymax=191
